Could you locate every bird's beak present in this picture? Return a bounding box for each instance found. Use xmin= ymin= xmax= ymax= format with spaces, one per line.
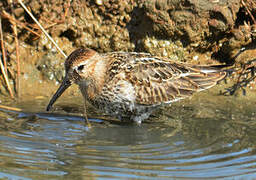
xmin=46 ymin=77 xmax=72 ymax=111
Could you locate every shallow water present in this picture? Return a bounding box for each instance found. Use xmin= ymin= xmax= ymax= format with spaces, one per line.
xmin=0 ymin=89 xmax=256 ymax=180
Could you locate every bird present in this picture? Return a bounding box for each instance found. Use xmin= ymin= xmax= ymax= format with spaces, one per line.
xmin=46 ymin=48 xmax=227 ymax=124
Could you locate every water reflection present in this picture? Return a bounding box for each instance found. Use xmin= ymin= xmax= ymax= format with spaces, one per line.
xmin=0 ymin=90 xmax=255 ymax=179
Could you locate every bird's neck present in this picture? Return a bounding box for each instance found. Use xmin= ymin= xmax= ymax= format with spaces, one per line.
xmin=79 ymin=59 xmax=107 ymax=100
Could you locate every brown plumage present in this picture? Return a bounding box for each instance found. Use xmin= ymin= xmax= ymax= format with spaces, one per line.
xmin=46 ymin=48 xmax=226 ymax=123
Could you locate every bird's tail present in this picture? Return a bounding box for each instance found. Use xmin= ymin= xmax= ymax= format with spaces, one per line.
xmin=189 ymin=64 xmax=234 ymax=90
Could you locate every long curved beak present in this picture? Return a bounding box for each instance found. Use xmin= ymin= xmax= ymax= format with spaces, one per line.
xmin=46 ymin=77 xmax=72 ymax=111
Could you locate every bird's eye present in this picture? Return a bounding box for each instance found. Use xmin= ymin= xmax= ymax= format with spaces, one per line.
xmin=77 ymin=65 xmax=84 ymax=71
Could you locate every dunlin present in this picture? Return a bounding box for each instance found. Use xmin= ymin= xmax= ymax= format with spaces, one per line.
xmin=46 ymin=48 xmax=226 ymax=123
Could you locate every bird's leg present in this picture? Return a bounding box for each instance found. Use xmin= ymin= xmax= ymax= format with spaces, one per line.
xmin=83 ymin=101 xmax=91 ymax=128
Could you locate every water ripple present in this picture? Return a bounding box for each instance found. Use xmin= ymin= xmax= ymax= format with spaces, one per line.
xmin=0 ymin=102 xmax=256 ymax=179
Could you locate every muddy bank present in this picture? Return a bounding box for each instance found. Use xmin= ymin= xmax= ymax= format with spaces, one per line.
xmin=0 ymin=0 xmax=255 ymax=98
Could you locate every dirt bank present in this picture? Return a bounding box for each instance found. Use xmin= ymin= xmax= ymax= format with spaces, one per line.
xmin=0 ymin=0 xmax=255 ymax=99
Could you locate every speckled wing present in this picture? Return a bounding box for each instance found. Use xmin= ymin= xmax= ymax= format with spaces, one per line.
xmin=123 ymin=57 xmax=226 ymax=105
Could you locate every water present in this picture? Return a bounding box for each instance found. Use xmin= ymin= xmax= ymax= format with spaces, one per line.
xmin=0 ymin=89 xmax=256 ymax=180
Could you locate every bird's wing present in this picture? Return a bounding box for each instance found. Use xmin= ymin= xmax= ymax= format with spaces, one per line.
xmin=123 ymin=57 xmax=226 ymax=105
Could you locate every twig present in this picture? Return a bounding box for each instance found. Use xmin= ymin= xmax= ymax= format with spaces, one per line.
xmin=242 ymin=0 xmax=256 ymax=24
xmin=0 ymin=104 xmax=22 ymax=112
xmin=18 ymin=0 xmax=67 ymax=58
xmin=1 ymin=10 xmax=41 ymax=37
xmin=40 ymin=0 xmax=70 ymax=25
xmin=64 ymin=0 xmax=71 ymax=19
xmin=0 ymin=17 xmax=14 ymax=98
xmin=0 ymin=18 xmax=7 ymax=75
xmin=8 ymin=0 xmax=20 ymax=98
xmin=222 ymin=59 xmax=256 ymax=95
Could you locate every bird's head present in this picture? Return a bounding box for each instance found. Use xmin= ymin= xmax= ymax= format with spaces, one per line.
xmin=46 ymin=48 xmax=103 ymax=111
